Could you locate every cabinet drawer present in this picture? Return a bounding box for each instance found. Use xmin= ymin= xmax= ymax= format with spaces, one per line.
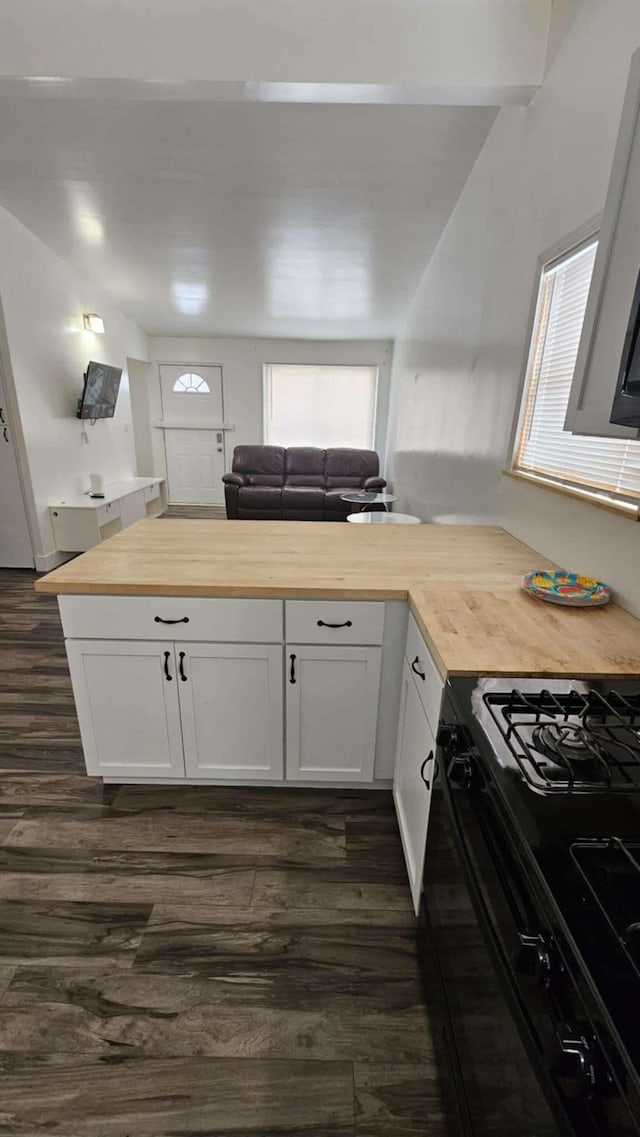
xmin=96 ymin=501 xmax=120 ymax=526
xmin=405 ymin=613 xmax=444 ymax=734
xmin=59 ymin=595 xmax=283 ymax=643
xmin=285 ymin=600 xmax=384 ymax=645
xmin=144 ymin=483 xmax=160 ymax=503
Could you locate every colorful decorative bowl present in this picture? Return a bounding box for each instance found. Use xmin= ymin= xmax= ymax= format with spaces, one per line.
xmin=522 ymin=570 xmax=611 ymax=608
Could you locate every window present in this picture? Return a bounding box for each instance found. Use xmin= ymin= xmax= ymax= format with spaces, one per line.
xmin=512 ymin=238 xmax=640 ymax=512
xmin=264 ymin=364 xmax=378 ymax=449
xmin=172 ymin=372 xmax=211 ymax=394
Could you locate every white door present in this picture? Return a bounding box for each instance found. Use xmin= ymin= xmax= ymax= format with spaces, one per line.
xmin=393 ymin=661 xmax=437 ymax=913
xmin=65 ymin=640 xmax=185 ymax=779
xmin=0 ymin=368 xmax=34 ymax=568
xmin=286 ymin=644 xmax=381 ymax=783
xmin=159 ymin=365 xmax=226 ymax=505
xmin=177 ymin=642 xmax=283 ymax=780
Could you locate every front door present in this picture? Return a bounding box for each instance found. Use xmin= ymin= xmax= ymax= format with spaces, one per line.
xmin=159 ymin=365 xmax=226 ymax=505
xmin=0 ymin=367 xmax=34 ymax=568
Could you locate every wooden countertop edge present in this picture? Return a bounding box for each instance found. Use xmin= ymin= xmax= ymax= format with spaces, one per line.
xmin=34 ymin=577 xmax=640 ymax=680
xmin=34 ymin=579 xmax=410 ymax=601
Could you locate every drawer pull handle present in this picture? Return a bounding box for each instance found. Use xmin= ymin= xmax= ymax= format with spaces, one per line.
xmin=178 ymin=651 xmax=187 ymax=682
xmin=411 ymin=656 xmax=426 ymax=681
xmin=154 ymin=616 xmax=190 ymax=625
xmin=317 ymin=619 xmax=352 ymax=629
xmin=290 ymin=654 xmax=297 ymax=684
xmin=420 ymin=750 xmax=436 ymax=789
xmin=163 ymin=651 xmax=173 ymax=682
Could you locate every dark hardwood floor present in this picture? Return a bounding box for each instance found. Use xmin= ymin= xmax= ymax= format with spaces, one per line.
xmin=0 ymin=569 xmax=443 ymax=1136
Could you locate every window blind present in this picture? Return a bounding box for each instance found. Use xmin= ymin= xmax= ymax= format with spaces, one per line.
xmin=264 ymin=364 xmax=378 ymax=450
xmin=513 ymin=238 xmax=640 ymax=509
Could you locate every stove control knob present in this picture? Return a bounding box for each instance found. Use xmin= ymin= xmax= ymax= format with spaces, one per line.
xmin=436 ymin=723 xmax=462 ymax=752
xmin=516 ymin=930 xmax=556 ymax=989
xmin=554 ymin=1024 xmax=599 ymax=1102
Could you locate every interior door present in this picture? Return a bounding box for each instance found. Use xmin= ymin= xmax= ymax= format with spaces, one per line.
xmin=65 ymin=640 xmax=185 ymax=778
xmin=159 ymin=365 xmax=226 ymax=505
xmin=286 ymin=644 xmax=382 ymax=782
xmin=0 ymin=368 xmax=34 ymax=568
xmin=176 ymin=642 xmax=284 ymax=780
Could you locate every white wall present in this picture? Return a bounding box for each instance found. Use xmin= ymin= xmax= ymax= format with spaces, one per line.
xmin=0 ymin=202 xmax=149 ymax=567
xmin=385 ymin=0 xmax=640 ymax=616
xmin=147 ymin=337 xmax=393 ymax=480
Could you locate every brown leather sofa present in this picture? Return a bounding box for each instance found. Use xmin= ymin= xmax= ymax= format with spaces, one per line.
xmin=223 ymin=445 xmax=386 ymax=520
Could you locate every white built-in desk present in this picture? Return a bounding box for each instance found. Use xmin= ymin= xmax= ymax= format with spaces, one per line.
xmin=50 ymin=478 xmax=166 ymax=552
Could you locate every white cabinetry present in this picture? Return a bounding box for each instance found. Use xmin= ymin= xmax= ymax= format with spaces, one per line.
xmin=566 ymin=50 xmax=640 ymax=439
xmin=65 ymin=640 xmax=185 ymax=779
xmin=286 ymin=644 xmax=382 ymax=782
xmin=394 ymin=614 xmax=445 ymax=913
xmin=177 ymin=643 xmax=283 ymax=780
xmin=62 ymin=596 xmax=394 ymax=786
xmin=50 ymin=478 xmax=166 ymax=553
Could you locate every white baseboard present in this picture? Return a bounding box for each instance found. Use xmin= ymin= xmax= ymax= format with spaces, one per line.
xmin=35 ymin=550 xmax=75 ymax=573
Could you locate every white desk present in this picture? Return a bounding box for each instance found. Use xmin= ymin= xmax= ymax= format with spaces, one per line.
xmin=50 ymin=478 xmax=166 ymax=552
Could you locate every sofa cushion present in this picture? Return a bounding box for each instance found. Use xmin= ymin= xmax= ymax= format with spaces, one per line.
xmin=282 ymin=485 xmax=325 ymax=511
xmin=285 ymin=448 xmax=326 ymax=485
xmin=326 ymin=448 xmax=379 ymax=488
xmin=234 ymin=445 xmax=285 ymax=486
xmin=238 ymin=485 xmax=283 ymax=511
xmin=325 ymin=487 xmax=357 ymax=512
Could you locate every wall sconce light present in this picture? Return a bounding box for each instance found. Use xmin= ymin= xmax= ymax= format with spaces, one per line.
xmin=83 ymin=313 xmax=105 ymax=334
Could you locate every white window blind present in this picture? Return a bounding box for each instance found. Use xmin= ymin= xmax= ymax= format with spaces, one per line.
xmin=264 ymin=364 xmax=378 ymax=449
xmin=513 ymin=238 xmax=640 ymax=510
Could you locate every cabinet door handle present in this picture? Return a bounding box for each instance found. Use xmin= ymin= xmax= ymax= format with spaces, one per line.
xmin=163 ymin=650 xmax=173 ymax=681
xmin=178 ymin=651 xmax=187 ymax=682
xmin=317 ymin=619 xmax=352 ymax=628
xmin=420 ymin=750 xmax=435 ymax=789
xmin=154 ymin=616 xmax=190 ymax=625
xmin=2 ymin=427 xmax=7 ymax=443
xmin=289 ymin=654 xmax=297 ymax=684
xmin=411 ymin=656 xmax=426 ymax=681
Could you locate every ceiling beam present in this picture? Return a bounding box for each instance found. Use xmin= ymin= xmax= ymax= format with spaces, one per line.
xmin=0 ymin=0 xmax=551 ymax=106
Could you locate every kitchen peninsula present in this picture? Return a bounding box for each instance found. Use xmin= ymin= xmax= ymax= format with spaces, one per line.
xmin=36 ymin=519 xmax=640 ymax=911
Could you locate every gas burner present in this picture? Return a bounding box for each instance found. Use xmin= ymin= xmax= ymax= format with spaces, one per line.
xmin=532 ymin=721 xmax=602 ymax=765
xmin=480 ymin=686 xmax=640 ymax=794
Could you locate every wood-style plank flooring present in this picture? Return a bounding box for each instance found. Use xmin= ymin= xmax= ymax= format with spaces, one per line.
xmin=0 ymin=569 xmax=443 ymax=1136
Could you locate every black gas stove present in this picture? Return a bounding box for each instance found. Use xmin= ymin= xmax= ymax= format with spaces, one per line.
xmin=419 ymin=675 xmax=640 ymax=1137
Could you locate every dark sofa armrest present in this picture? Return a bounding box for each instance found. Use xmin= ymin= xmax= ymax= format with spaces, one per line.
xmin=364 ymin=476 xmax=387 ymax=491
xmin=222 ymin=472 xmax=247 ymax=486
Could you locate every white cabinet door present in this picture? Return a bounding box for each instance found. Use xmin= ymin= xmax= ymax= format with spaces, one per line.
xmin=393 ymin=661 xmax=437 ymax=914
xmin=286 ymin=644 xmax=382 ymax=783
xmin=566 ymin=50 xmax=640 ymax=439
xmin=65 ymin=640 xmax=185 ymax=779
xmin=177 ymin=643 xmax=283 ymax=780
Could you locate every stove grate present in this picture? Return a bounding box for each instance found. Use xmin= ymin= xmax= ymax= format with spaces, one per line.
xmin=483 ymin=688 xmax=640 ymax=794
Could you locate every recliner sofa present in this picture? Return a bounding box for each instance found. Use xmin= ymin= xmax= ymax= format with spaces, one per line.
xmin=223 ymin=445 xmax=386 ymax=521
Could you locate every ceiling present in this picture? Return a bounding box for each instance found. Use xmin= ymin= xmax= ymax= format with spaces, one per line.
xmin=0 ymin=96 xmax=497 ymax=338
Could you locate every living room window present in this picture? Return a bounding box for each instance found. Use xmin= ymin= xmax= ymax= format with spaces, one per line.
xmin=511 ymin=236 xmax=640 ymax=514
xmin=263 ymin=364 xmax=378 ymax=449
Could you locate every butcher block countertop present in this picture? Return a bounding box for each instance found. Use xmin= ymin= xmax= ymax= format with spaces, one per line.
xmin=36 ymin=519 xmax=640 ymax=679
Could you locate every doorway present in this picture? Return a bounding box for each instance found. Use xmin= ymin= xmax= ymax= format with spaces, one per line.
xmin=159 ymin=365 xmax=226 ymax=506
xmin=0 ymin=364 xmax=34 ymax=568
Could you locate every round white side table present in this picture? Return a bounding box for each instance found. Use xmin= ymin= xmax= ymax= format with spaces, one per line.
xmin=347 ymin=511 xmax=421 ymax=524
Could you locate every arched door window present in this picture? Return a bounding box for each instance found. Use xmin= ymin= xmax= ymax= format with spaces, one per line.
xmin=172 ymin=372 xmax=211 ymax=394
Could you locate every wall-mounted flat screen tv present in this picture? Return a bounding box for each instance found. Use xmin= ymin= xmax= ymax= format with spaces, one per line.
xmin=76 ymin=361 xmax=123 ymax=420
